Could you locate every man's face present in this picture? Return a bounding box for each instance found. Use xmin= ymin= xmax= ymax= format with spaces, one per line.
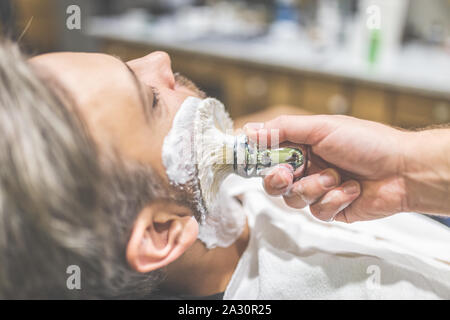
xmin=30 ymin=51 xmax=205 ymax=181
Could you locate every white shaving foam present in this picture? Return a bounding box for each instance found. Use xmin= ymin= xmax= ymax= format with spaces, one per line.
xmin=162 ymin=97 xmax=200 ymax=186
xmin=162 ymin=97 xmax=246 ymax=248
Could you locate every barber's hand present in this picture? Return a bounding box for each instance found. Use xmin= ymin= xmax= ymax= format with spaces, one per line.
xmin=244 ymin=115 xmax=410 ymax=223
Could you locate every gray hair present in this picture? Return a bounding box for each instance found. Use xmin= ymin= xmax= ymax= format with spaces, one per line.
xmin=0 ymin=41 xmax=167 ymax=299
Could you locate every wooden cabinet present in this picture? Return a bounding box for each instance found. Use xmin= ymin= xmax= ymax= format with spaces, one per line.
xmin=267 ymin=74 xmax=303 ymax=108
xmin=303 ymin=79 xmax=350 ymax=115
xmin=394 ymin=94 xmax=450 ymax=128
xmin=223 ymin=66 xmax=272 ymax=117
xmin=351 ymin=87 xmax=392 ymax=124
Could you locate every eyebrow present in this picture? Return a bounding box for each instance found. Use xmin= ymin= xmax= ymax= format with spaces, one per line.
xmin=113 ymin=56 xmax=152 ymax=119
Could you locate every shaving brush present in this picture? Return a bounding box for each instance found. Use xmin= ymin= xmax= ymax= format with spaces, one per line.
xmin=162 ymin=96 xmax=306 ymax=247
xmin=193 ymin=98 xmax=305 ymax=207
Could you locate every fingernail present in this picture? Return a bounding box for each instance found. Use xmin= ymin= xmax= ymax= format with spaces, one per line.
xmin=244 ymin=122 xmax=264 ymax=131
xmin=269 ymin=167 xmax=291 ymax=189
xmin=319 ymin=170 xmax=338 ymax=188
xmin=270 ymin=175 xmax=288 ymax=189
xmin=343 ymin=182 xmax=359 ymax=194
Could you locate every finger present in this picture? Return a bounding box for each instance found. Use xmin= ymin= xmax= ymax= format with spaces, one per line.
xmin=283 ymin=168 xmax=341 ymax=209
xmin=300 ymin=152 xmax=330 ymax=176
xmin=243 ymin=122 xmax=264 ymax=143
xmin=333 ymin=195 xmax=368 ymax=224
xmin=252 ymin=115 xmax=336 ymax=146
xmin=262 ymin=165 xmax=294 ymax=196
xmin=334 ymin=210 xmax=353 ymax=224
xmin=309 ymin=180 xmax=361 ymax=222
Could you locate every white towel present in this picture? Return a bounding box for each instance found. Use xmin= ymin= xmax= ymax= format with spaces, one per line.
xmin=220 ymin=175 xmax=450 ymax=299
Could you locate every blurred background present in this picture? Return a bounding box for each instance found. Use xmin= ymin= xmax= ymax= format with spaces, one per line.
xmin=1 ymin=0 xmax=450 ymax=128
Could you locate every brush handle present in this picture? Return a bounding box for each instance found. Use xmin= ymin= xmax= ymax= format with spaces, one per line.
xmin=233 ymin=135 xmax=304 ymax=178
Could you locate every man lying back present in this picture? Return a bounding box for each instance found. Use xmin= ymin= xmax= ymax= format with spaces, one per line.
xmin=0 ymin=41 xmax=448 ymax=299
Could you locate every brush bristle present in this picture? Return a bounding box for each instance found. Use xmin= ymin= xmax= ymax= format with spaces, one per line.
xmin=194 ymin=99 xmax=235 ymax=206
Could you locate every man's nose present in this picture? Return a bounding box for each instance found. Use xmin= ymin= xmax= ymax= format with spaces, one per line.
xmin=148 ymin=51 xmax=175 ymax=89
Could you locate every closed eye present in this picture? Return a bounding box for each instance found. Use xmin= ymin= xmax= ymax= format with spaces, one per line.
xmin=150 ymin=86 xmax=160 ymax=109
xmin=113 ymin=55 xmax=155 ymax=119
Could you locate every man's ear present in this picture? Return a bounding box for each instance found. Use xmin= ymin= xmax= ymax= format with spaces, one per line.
xmin=126 ymin=202 xmax=198 ymax=273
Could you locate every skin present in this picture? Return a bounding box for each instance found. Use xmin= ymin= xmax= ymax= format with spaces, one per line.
xmin=245 ymin=116 xmax=450 ymax=223
xmin=30 ymin=51 xmax=249 ymax=296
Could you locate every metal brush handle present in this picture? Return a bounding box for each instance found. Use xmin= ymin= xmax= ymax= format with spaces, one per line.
xmin=233 ymin=134 xmax=304 ymax=178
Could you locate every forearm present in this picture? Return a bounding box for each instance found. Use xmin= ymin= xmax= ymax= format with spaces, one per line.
xmin=402 ymin=129 xmax=450 ymax=215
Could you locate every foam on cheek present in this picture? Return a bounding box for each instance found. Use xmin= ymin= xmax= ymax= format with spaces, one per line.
xmin=162 ymin=97 xmax=201 ymax=186
xmin=162 ymin=97 xmax=246 ymax=249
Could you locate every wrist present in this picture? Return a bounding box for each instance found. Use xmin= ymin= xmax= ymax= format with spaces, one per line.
xmin=401 ymin=129 xmax=450 ymax=214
